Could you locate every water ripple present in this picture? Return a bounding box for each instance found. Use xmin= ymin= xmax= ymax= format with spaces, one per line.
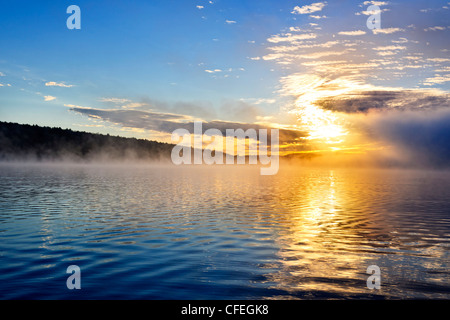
xmin=0 ymin=164 xmax=449 ymax=299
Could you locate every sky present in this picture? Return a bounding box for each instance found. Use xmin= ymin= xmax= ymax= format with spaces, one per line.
xmin=1 ymin=0 xmax=449 ymax=166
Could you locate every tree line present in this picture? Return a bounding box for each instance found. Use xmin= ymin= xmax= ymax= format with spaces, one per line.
xmin=0 ymin=121 xmax=173 ymax=162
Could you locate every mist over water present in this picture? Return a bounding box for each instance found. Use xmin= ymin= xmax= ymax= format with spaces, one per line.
xmin=0 ymin=163 xmax=449 ymax=299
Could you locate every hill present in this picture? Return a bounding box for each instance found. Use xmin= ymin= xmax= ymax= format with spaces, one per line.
xmin=0 ymin=121 xmax=173 ymax=162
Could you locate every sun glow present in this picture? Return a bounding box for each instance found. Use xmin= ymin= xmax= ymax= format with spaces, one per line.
xmin=297 ymin=104 xmax=347 ymax=143
xmin=282 ymin=74 xmax=377 ymax=147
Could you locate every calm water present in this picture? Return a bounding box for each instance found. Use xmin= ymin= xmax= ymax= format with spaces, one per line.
xmin=0 ymin=163 xmax=449 ymax=299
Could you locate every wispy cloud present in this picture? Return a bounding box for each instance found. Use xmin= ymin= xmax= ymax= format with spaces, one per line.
xmin=267 ymin=33 xmax=317 ymax=43
xmin=373 ymin=45 xmax=407 ymax=51
xmin=427 ymin=58 xmax=450 ymax=63
xmin=297 ymin=50 xmax=351 ymax=59
xmin=251 ymin=0 xmax=450 ymax=161
xmin=363 ymin=1 xmax=389 ymax=5
xmin=375 ymin=51 xmax=398 ymax=56
xmin=309 ymin=15 xmax=327 ymax=19
xmin=44 ymin=95 xmax=56 ymax=101
xmin=292 ymin=2 xmax=327 ymax=15
xmin=356 ymin=7 xmax=390 ymax=16
xmin=424 ymin=75 xmax=450 ymax=86
xmin=373 ymin=45 xmax=406 ymax=56
xmin=45 ymin=81 xmax=74 ymax=88
xmin=99 ymin=97 xmax=131 ymax=104
xmin=338 ymin=30 xmax=366 ymax=36
xmin=239 ymin=98 xmax=277 ymax=105
xmin=424 ymin=26 xmax=447 ymax=32
xmin=64 ymin=104 xmax=90 ymax=109
xmin=372 ymin=28 xmax=404 ymax=34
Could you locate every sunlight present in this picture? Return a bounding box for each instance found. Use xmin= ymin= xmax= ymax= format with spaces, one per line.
xmin=295 ymin=103 xmax=348 ymax=143
xmin=281 ymin=74 xmax=357 ymax=145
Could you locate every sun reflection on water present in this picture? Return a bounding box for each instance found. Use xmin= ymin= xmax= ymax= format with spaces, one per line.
xmin=265 ymin=169 xmax=384 ymax=297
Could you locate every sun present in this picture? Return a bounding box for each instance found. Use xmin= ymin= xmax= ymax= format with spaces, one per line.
xmin=296 ymin=103 xmax=348 ymax=144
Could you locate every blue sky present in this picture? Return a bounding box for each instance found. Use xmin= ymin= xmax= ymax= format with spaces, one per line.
xmin=1 ymin=1 xmax=450 ymax=162
xmin=1 ymin=0 xmax=294 ymax=133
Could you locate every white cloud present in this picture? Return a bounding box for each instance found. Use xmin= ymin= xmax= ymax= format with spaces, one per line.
xmin=240 ymin=98 xmax=276 ymax=105
xmin=0 ymin=72 xmax=5 ymax=76
xmin=196 ymin=5 xmax=204 ymax=9
xmin=298 ymin=50 xmax=349 ymax=59
xmin=121 ymin=102 xmax=146 ymax=109
xmin=363 ymin=1 xmax=389 ymax=5
xmin=391 ymin=37 xmax=409 ymax=43
xmin=289 ymin=26 xmax=302 ymax=32
xmin=338 ymin=30 xmax=366 ymax=36
xmin=435 ymin=66 xmax=450 ymax=72
xmin=372 ymin=28 xmax=404 ymax=34
xmin=427 ymin=58 xmax=450 ymax=62
xmin=45 ymin=81 xmax=74 ymax=88
xmin=403 ymin=56 xmax=423 ymax=60
xmin=309 ymin=15 xmax=327 ymax=19
xmin=64 ymin=104 xmax=90 ymax=109
xmin=292 ymin=2 xmax=327 ymax=14
xmin=225 ymin=20 xmax=236 ymax=24
xmin=376 ymin=51 xmax=398 ymax=56
xmin=262 ymin=53 xmax=287 ymax=61
xmin=423 ymin=75 xmax=450 ymax=85
xmin=267 ymin=33 xmax=317 ymax=43
xmin=268 ymin=40 xmax=339 ymax=52
xmin=373 ymin=45 xmax=407 ymax=51
xmin=99 ymin=97 xmax=131 ymax=104
xmin=424 ymin=26 xmax=447 ymax=32
xmin=356 ymin=8 xmax=389 ymax=15
xmin=301 ymin=60 xmax=347 ymax=67
xmin=44 ymin=95 xmax=56 ymax=101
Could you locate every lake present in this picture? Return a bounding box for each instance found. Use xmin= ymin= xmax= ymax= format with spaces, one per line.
xmin=0 ymin=163 xmax=449 ymax=299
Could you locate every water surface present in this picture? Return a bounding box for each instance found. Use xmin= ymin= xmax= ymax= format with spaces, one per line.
xmin=0 ymin=163 xmax=449 ymax=299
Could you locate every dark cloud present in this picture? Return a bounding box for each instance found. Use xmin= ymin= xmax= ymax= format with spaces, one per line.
xmin=70 ymin=107 xmax=307 ymax=144
xmin=315 ymin=89 xmax=450 ymax=113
